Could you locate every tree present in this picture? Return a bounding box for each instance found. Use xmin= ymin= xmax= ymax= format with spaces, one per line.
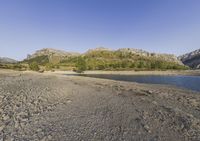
xmin=29 ymin=62 xmax=40 ymax=71
xmin=137 ymin=61 xmax=145 ymax=68
xmin=76 ymin=57 xmax=87 ymax=73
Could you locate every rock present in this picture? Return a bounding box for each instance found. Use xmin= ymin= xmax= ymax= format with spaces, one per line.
xmin=152 ymin=101 xmax=158 ymax=105
xmin=0 ymin=125 xmax=5 ymax=132
xmin=14 ymin=121 xmax=20 ymax=128
xmin=144 ymin=125 xmax=151 ymax=133
xmin=2 ymin=114 xmax=10 ymax=121
xmin=146 ymin=90 xmax=154 ymax=94
xmin=67 ymin=100 xmax=72 ymax=103
xmin=4 ymin=136 xmax=14 ymax=141
xmin=39 ymin=70 xmax=44 ymax=73
xmin=178 ymin=49 xmax=200 ymax=69
xmin=0 ymin=95 xmax=3 ymax=101
xmin=188 ymin=99 xmax=199 ymax=107
xmin=47 ymin=135 xmax=52 ymax=140
xmin=40 ymin=137 xmax=47 ymax=141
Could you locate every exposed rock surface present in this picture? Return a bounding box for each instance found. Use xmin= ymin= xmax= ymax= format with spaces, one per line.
xmin=117 ymin=48 xmax=183 ymax=65
xmin=0 ymin=70 xmax=200 ymax=140
xmin=179 ymin=49 xmax=200 ymax=69
xmin=25 ymin=47 xmax=183 ymax=65
xmin=26 ymin=48 xmax=80 ymax=60
xmin=85 ymin=47 xmax=112 ymax=54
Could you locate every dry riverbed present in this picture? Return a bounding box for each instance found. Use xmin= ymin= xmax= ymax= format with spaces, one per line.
xmin=0 ymin=70 xmax=200 ymax=141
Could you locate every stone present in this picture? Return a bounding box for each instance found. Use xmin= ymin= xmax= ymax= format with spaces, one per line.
xmin=2 ymin=114 xmax=10 ymax=121
xmin=0 ymin=125 xmax=5 ymax=132
xmin=144 ymin=125 xmax=151 ymax=133
xmin=147 ymin=90 xmax=154 ymax=94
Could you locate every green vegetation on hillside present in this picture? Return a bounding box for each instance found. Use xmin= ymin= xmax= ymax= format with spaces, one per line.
xmin=2 ymin=49 xmax=189 ymax=72
xmin=0 ymin=63 xmax=27 ymax=71
xmin=29 ymin=62 xmax=40 ymax=71
xmin=24 ymin=55 xmax=49 ymax=65
xmin=75 ymin=57 xmax=87 ymax=73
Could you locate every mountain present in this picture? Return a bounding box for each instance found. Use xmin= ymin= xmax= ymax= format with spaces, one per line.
xmin=0 ymin=57 xmax=17 ymax=64
xmin=81 ymin=47 xmax=185 ymax=70
xmin=116 ymin=48 xmax=183 ymax=65
xmin=24 ymin=47 xmax=187 ymax=71
xmin=27 ymin=48 xmax=79 ymax=59
xmin=178 ymin=49 xmax=200 ymax=69
xmin=85 ymin=47 xmax=182 ymax=65
xmin=24 ymin=48 xmax=79 ymax=64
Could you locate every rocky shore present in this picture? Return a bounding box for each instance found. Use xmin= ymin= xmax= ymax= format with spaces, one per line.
xmin=0 ymin=70 xmax=200 ymax=141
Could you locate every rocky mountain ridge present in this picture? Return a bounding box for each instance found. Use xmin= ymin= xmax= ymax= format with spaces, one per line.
xmin=117 ymin=48 xmax=182 ymax=65
xmin=178 ymin=49 xmax=200 ymax=69
xmin=25 ymin=47 xmax=183 ymax=65
xmin=27 ymin=48 xmax=80 ymax=59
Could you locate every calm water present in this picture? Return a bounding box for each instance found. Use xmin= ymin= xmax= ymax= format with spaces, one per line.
xmin=70 ymin=74 xmax=200 ymax=92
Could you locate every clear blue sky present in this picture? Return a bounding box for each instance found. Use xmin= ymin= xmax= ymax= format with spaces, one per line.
xmin=0 ymin=0 xmax=200 ymax=60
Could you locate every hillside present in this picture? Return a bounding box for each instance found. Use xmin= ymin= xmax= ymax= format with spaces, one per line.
xmin=24 ymin=48 xmax=79 ymax=65
xmin=178 ymin=49 xmax=200 ymax=69
xmin=0 ymin=57 xmax=17 ymax=64
xmin=23 ymin=48 xmax=187 ymax=71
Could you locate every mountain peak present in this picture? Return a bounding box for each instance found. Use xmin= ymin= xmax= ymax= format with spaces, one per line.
xmin=27 ymin=48 xmax=79 ymax=60
xmin=178 ymin=49 xmax=200 ymax=69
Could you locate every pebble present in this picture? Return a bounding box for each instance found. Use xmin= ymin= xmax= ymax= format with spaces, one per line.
xmin=0 ymin=125 xmax=5 ymax=132
xmin=144 ymin=125 xmax=151 ymax=133
xmin=189 ymin=99 xmax=199 ymax=107
xmin=152 ymin=101 xmax=158 ymax=105
xmin=147 ymin=90 xmax=154 ymax=94
xmin=47 ymin=135 xmax=52 ymax=140
xmin=67 ymin=100 xmax=72 ymax=103
xmin=2 ymin=114 xmax=10 ymax=121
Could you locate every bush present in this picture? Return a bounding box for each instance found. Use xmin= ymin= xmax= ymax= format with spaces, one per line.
xmin=29 ymin=62 xmax=40 ymax=71
xmin=76 ymin=57 xmax=87 ymax=73
xmin=45 ymin=63 xmax=54 ymax=71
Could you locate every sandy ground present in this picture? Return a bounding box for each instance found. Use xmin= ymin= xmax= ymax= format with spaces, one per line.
xmin=0 ymin=69 xmax=200 ymax=141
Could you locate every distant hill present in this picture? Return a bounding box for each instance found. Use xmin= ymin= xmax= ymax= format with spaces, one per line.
xmin=116 ymin=48 xmax=183 ymax=65
xmin=85 ymin=47 xmax=182 ymax=64
xmin=23 ymin=47 xmax=187 ymax=71
xmin=26 ymin=48 xmax=79 ymax=59
xmin=24 ymin=48 xmax=79 ymax=64
xmin=0 ymin=57 xmax=17 ymax=64
xmin=178 ymin=49 xmax=200 ymax=69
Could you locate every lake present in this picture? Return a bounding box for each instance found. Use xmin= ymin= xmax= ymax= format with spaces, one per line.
xmin=69 ymin=74 xmax=200 ymax=92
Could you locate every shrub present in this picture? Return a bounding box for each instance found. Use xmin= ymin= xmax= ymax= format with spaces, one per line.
xmin=45 ymin=63 xmax=54 ymax=71
xmin=29 ymin=62 xmax=40 ymax=71
xmin=76 ymin=57 xmax=87 ymax=73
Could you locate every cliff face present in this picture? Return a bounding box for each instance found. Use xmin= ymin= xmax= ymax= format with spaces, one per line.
xmin=25 ymin=48 xmax=80 ymax=64
xmin=117 ymin=48 xmax=183 ymax=65
xmin=27 ymin=48 xmax=79 ymax=60
xmin=178 ymin=49 xmax=200 ymax=69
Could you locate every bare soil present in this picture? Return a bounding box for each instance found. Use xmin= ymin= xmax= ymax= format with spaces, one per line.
xmin=0 ymin=70 xmax=200 ymax=141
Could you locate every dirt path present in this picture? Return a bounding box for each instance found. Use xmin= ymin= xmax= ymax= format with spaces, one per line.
xmin=0 ymin=71 xmax=200 ymax=141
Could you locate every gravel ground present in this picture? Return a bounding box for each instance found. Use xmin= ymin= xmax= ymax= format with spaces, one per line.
xmin=0 ymin=70 xmax=200 ymax=141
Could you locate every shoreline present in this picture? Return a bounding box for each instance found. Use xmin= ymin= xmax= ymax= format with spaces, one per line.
xmin=51 ymin=69 xmax=200 ymax=76
xmin=1 ymin=68 xmax=200 ymax=76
